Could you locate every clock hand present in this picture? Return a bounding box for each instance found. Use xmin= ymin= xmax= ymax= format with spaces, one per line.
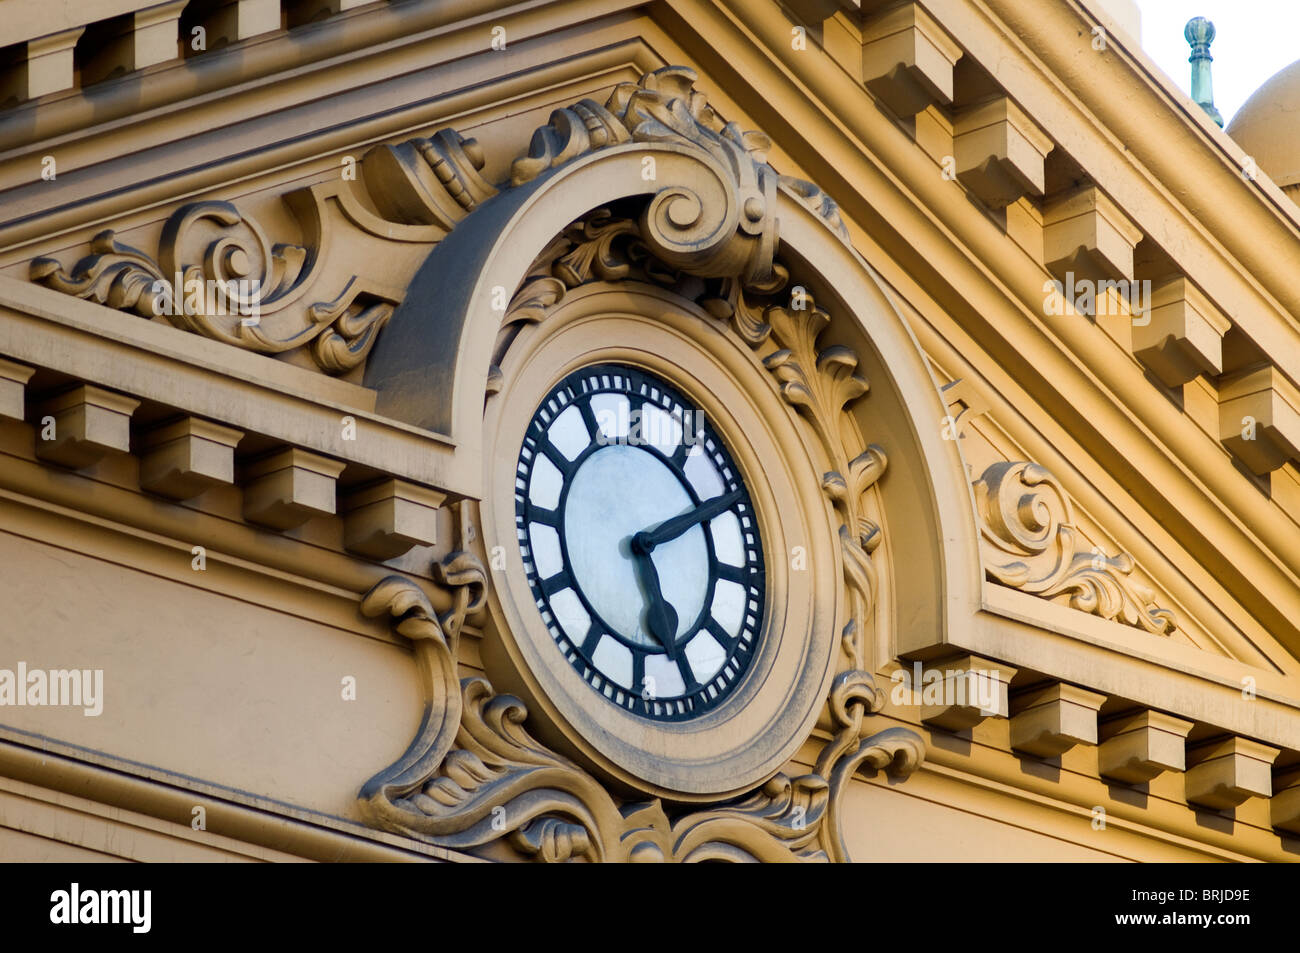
xmin=632 ymin=548 xmax=679 ymax=659
xmin=632 ymin=487 xmax=745 ymax=554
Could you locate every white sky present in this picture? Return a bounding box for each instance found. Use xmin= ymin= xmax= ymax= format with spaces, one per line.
xmin=1134 ymin=1 xmax=1300 ymax=126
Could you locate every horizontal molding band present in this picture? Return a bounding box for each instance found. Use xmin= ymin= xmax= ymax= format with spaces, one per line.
xmin=0 ymin=277 xmax=484 ymax=500
xmin=0 ymin=30 xmax=656 ymax=254
xmin=0 ymin=728 xmax=473 ymax=863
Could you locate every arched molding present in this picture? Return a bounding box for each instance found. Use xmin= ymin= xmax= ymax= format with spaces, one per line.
xmin=364 ymin=141 xmax=985 ymax=654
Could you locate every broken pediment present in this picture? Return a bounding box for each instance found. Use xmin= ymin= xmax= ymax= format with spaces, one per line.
xmin=27 ymin=66 xmax=846 ymax=385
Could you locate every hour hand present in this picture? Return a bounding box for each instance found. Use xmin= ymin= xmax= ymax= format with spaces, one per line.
xmin=631 ymin=547 xmax=679 ymax=659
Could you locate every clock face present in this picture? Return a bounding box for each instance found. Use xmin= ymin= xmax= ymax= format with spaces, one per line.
xmin=515 ymin=363 xmax=766 ymax=721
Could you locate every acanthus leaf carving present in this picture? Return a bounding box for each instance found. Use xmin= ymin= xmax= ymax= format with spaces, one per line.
xmin=357 ymin=502 xmax=914 ymax=862
xmin=303 ymin=278 xmax=394 ymax=374
xmin=396 ymin=675 xmax=623 ymax=862
xmin=738 ymin=292 xmax=917 ymax=862
xmin=359 ymin=567 xmax=852 ymax=863
xmin=31 ymin=200 xmax=397 ymax=375
xmin=492 ymin=208 xmax=680 ymax=369
xmin=667 ymin=773 xmax=830 ymax=862
xmin=754 ymin=294 xmax=886 ymax=678
xmin=974 ymin=460 xmax=1177 ymax=634
xmin=30 ymin=230 xmax=167 ymax=317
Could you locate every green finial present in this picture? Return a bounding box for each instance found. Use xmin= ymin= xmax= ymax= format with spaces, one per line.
xmin=1186 ymin=16 xmax=1224 ymax=127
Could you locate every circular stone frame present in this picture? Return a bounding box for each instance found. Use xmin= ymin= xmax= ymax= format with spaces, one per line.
xmin=479 ymin=282 xmax=842 ymax=801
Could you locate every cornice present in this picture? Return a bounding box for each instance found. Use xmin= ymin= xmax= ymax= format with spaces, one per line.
xmin=798 ymin=713 xmax=1284 ymax=860
xmin=654 ymin=0 xmax=1300 ymax=654
xmin=0 ymin=446 xmax=454 ymax=625
xmin=0 ymin=275 xmax=491 ymax=494
xmin=906 ymin=727 xmax=1281 ymax=861
xmin=1 ymin=0 xmax=165 ymax=49
xmin=927 ymin=0 xmax=1300 ymax=394
xmin=0 ymin=20 xmax=658 ymax=255
xmin=971 ymin=587 xmax=1300 ymax=753
xmin=0 ymin=729 xmax=474 ymax=863
xmin=0 ymin=0 xmax=641 ymax=160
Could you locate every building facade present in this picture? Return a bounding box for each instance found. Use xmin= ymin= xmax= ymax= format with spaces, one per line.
xmin=0 ymin=0 xmax=1298 ymax=862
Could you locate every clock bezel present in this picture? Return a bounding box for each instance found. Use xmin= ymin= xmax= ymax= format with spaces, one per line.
xmin=515 ymin=362 xmax=767 ymax=722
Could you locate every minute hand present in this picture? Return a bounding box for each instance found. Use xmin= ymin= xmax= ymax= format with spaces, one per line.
xmin=634 ymin=488 xmax=744 ymax=553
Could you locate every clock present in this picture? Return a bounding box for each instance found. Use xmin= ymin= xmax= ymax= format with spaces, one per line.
xmin=515 ymin=363 xmax=765 ymax=721
xmin=482 ymin=287 xmax=838 ymax=798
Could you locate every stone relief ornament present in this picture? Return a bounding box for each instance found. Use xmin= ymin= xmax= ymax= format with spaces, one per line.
xmin=361 ymin=521 xmax=918 ymax=863
xmin=742 ymin=292 xmax=926 ymax=859
xmin=29 ymin=67 xmax=845 ymax=379
xmin=973 ymin=461 xmax=1177 ymax=634
xmin=29 ymin=201 xmax=398 ymax=375
xmin=358 ymin=523 xmax=833 ymax=862
xmin=508 ymin=65 xmax=847 ymax=293
xmin=491 ymin=206 xmax=690 ymax=376
xmin=492 ymin=202 xmax=836 ymax=380
xmin=362 ymin=128 xmax=498 ymax=232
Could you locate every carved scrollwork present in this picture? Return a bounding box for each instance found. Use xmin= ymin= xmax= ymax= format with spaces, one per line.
xmin=743 ymin=294 xmax=918 ymax=862
xmin=974 ymin=461 xmax=1176 ymax=634
xmin=355 ymin=65 xmax=844 ymax=301
xmin=492 ymin=209 xmax=661 ymax=366
xmin=30 ymin=201 xmax=395 ymax=375
xmin=363 ymin=563 xmax=918 ymax=861
xmin=510 ymin=66 xmax=847 ymax=291
xmin=359 ymin=552 xmax=869 ymax=862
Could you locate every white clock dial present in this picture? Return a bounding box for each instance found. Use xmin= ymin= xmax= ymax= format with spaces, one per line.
xmin=515 ymin=363 xmax=765 ymax=721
